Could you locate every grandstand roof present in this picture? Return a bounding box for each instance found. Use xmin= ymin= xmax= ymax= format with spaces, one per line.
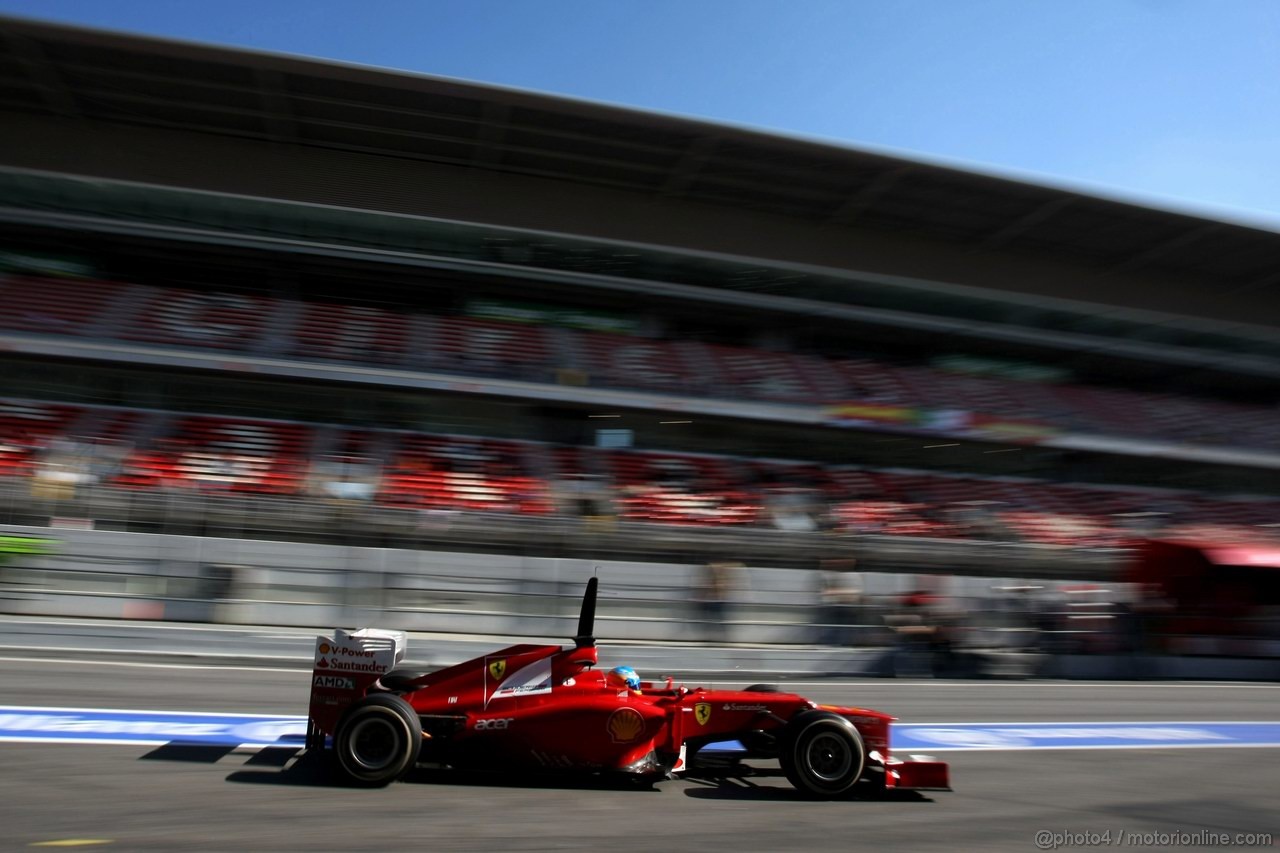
xmin=2 ymin=15 xmax=1279 ymax=296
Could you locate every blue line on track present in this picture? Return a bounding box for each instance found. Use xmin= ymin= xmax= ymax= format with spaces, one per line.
xmin=704 ymin=721 xmax=1280 ymax=753
xmin=0 ymin=706 xmax=306 ymax=746
xmin=891 ymin=721 xmax=1280 ymax=751
xmin=3 ymin=707 xmax=1280 ymax=753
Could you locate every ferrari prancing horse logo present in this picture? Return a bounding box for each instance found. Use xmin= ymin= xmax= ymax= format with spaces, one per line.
xmin=694 ymin=702 xmax=712 ymax=726
xmin=488 ymin=659 xmax=506 ymax=681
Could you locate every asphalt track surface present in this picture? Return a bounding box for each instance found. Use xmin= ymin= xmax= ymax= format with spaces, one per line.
xmin=2 ymin=658 xmax=1279 ymax=852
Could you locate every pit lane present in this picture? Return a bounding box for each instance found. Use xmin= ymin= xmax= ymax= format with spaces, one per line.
xmin=2 ymin=658 xmax=1277 ymax=852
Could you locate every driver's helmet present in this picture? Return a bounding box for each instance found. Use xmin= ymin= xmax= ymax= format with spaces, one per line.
xmin=606 ymin=665 xmax=641 ymax=691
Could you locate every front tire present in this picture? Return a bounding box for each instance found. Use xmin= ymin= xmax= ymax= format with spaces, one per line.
xmin=780 ymin=711 xmax=866 ymax=798
xmin=334 ymin=694 xmax=422 ymax=786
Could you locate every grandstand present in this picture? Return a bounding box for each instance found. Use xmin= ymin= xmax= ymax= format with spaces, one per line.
xmin=0 ymin=14 xmax=1277 ymax=590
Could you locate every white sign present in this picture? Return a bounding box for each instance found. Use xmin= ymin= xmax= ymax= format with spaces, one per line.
xmin=488 ymin=657 xmax=553 ymax=705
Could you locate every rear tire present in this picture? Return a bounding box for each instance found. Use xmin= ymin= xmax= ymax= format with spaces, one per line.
xmin=334 ymin=694 xmax=422 ymax=786
xmin=780 ymin=711 xmax=866 ymax=798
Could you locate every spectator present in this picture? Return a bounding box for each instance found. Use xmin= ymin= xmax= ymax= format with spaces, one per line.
xmin=885 ymin=584 xmax=940 ymax=677
xmin=768 ymin=486 xmax=818 ymax=531
xmin=313 ymin=455 xmax=379 ymax=502
xmin=694 ymin=560 xmax=738 ymax=644
xmin=814 ymin=559 xmax=863 ymax=646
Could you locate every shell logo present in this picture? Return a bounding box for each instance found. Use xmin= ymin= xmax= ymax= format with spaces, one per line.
xmin=318 ymin=642 xmax=331 ymax=654
xmin=607 ymin=707 xmax=645 ymax=743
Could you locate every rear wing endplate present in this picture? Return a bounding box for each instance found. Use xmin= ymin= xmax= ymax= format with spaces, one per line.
xmin=306 ymin=627 xmax=408 ymax=747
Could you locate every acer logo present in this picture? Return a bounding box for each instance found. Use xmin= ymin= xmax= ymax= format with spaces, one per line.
xmin=474 ymin=717 xmax=514 ymax=731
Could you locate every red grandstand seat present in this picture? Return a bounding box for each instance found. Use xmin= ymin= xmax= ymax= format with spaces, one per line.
xmin=704 ymin=344 xmax=821 ymax=403
xmin=122 ymin=289 xmax=277 ymax=351
xmin=575 ymin=332 xmax=694 ymax=392
xmin=289 ymin=302 xmax=410 ymax=365
xmin=0 ymin=399 xmax=83 ymax=478
xmin=113 ymin=415 xmax=308 ymax=495
xmin=427 ymin=317 xmax=553 ymax=380
xmin=380 ymin=434 xmax=551 ymax=514
xmin=0 ymin=277 xmax=124 ymax=336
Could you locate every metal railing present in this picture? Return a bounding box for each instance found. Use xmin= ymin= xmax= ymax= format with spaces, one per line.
xmin=0 ymin=522 xmax=1133 ymax=650
xmin=4 ymin=521 xmax=1275 ymax=660
xmin=0 ymin=476 xmax=1120 ymax=580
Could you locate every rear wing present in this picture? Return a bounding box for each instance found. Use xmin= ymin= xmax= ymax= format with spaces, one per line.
xmin=306 ymin=628 xmax=407 ymax=746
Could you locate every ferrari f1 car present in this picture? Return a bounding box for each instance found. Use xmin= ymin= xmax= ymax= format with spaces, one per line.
xmin=305 ymin=578 xmax=949 ymax=798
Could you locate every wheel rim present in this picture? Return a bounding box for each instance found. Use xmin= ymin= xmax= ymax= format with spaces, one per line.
xmin=804 ymin=731 xmax=853 ymax=783
xmin=347 ymin=715 xmax=402 ymax=772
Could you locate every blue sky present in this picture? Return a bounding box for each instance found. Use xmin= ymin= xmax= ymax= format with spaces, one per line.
xmin=4 ymin=0 xmax=1280 ymax=227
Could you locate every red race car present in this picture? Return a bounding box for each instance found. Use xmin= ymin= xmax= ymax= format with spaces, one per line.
xmin=304 ymin=578 xmax=949 ymax=798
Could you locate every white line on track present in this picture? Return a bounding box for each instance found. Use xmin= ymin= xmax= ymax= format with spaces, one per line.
xmin=0 ymin=704 xmax=303 ymax=718
xmin=0 ymin=655 xmax=308 ymax=673
xmin=0 ymin=618 xmax=562 ymax=645
xmin=896 ymin=719 xmax=1280 ymax=725
xmin=2 ymin=657 xmax=1279 ymax=688
xmin=891 ymin=743 xmax=1280 ymax=752
xmin=702 ymin=680 xmax=1280 ymax=689
xmin=0 ymin=736 xmax=287 ymax=750
xmin=0 ymin=736 xmax=180 ymax=746
xmin=0 ymin=645 xmax=308 ymax=662
xmin=0 ymin=617 xmax=318 ymax=634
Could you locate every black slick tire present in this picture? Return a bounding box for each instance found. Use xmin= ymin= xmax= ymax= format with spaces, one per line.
xmin=334 ymin=693 xmax=422 ymax=786
xmin=779 ymin=711 xmax=867 ymax=798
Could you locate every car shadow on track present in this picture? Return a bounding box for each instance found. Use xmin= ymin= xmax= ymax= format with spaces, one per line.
xmin=223 ymin=749 xmax=357 ymax=787
xmin=222 ymin=753 xmax=663 ymax=792
xmin=680 ymin=776 xmax=805 ymax=801
xmin=138 ymin=743 xmax=341 ymax=786
xmin=139 ymin=743 xmax=242 ymax=764
xmin=401 ymin=768 xmax=664 ymax=793
xmin=140 ymin=746 xmax=938 ymax=801
xmin=681 ymin=775 xmax=933 ymax=804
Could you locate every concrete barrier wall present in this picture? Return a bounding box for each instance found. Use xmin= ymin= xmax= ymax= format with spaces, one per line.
xmin=1 ymin=525 xmax=1128 ymax=645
